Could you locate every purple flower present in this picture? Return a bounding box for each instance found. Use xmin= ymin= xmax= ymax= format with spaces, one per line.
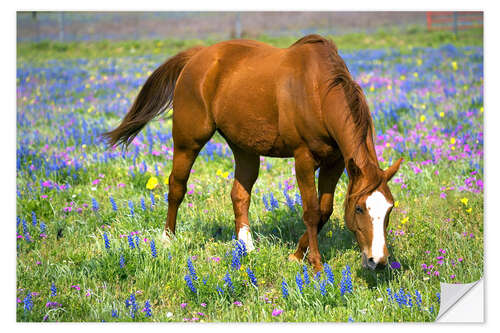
xmin=45 ymin=302 xmax=61 ymax=308
xmin=389 ymin=261 xmax=401 ymax=269
xmin=233 ymin=301 xmax=242 ymax=307
xmin=201 ymin=303 xmax=207 ymax=307
xmin=272 ymin=308 xmax=283 ymax=317
xmin=180 ymin=303 xmax=187 ymax=309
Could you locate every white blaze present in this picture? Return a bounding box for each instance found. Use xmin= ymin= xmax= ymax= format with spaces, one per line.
xmin=365 ymin=191 xmax=392 ymax=262
xmin=238 ymin=225 xmax=255 ymax=252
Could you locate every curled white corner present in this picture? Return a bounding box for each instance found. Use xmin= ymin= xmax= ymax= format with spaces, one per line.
xmin=436 ymin=278 xmax=484 ymax=322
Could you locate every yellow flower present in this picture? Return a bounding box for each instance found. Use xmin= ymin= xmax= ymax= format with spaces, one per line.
xmin=450 ymin=137 xmax=456 ymax=144
xmin=420 ymin=115 xmax=426 ymax=123
xmin=164 ymin=177 xmax=169 ymax=185
xmin=401 ymin=217 xmax=409 ymax=224
xmin=386 ymin=142 xmax=391 ymax=148
xmin=369 ymin=86 xmax=375 ymax=92
xmin=480 ymin=106 xmax=484 ymax=113
xmin=452 ymin=61 xmax=458 ymax=71
xmin=146 ymin=176 xmax=159 ymax=190
xmin=451 ymin=146 xmax=455 ymax=151
xmin=394 ymin=200 xmax=399 ymax=208
xmin=222 ymin=171 xmax=229 ymax=178
xmin=460 ymin=197 xmax=469 ymax=206
xmin=240 ymin=265 xmax=245 ymax=271
xmin=216 ymin=169 xmax=222 ymax=176
xmin=400 ymin=75 xmax=406 ymax=81
xmin=439 ymin=112 xmax=445 ymax=118
xmin=413 ymin=72 xmax=418 ymax=78
xmin=466 ymin=207 xmax=472 ymax=213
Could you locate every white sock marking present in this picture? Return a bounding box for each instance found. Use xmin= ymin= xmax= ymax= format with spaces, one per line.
xmin=365 ymin=191 xmax=392 ymax=262
xmin=238 ymin=226 xmax=255 ymax=252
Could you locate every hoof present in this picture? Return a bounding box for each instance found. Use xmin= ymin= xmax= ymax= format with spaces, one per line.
xmin=288 ymin=253 xmax=302 ymax=263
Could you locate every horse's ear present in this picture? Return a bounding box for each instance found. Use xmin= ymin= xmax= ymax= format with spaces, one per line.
xmin=384 ymin=158 xmax=403 ymax=181
xmin=347 ymin=158 xmax=361 ymax=179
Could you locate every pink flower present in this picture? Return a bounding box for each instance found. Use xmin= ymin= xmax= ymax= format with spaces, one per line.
xmin=210 ymin=257 xmax=221 ymax=263
xmin=71 ymin=285 xmax=81 ymax=291
xmin=434 ymin=271 xmax=440 ymax=276
xmin=180 ymin=303 xmax=188 ymax=309
xmin=36 ymin=261 xmax=41 ymax=265
xmin=440 ymin=192 xmax=446 ymax=199
xmin=117 ymin=183 xmax=125 ymax=188
xmin=41 ymin=195 xmax=48 ymax=199
xmin=201 ymin=303 xmax=207 ymax=307
xmin=450 ymin=274 xmax=456 ymax=279
xmin=233 ymin=301 xmax=242 ymax=307
xmin=272 ymin=309 xmax=283 ymax=316
xmin=421 ymin=263 xmax=427 ymax=269
xmin=92 ymin=179 xmax=100 ymax=185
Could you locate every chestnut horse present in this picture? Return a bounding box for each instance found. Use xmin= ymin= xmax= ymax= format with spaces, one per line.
xmin=104 ymin=35 xmax=402 ymax=272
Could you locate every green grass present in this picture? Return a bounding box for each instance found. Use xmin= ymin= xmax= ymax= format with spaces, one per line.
xmin=16 ymin=29 xmax=483 ymax=322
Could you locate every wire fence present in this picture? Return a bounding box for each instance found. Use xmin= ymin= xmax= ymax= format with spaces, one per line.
xmin=17 ymin=11 xmax=434 ymax=42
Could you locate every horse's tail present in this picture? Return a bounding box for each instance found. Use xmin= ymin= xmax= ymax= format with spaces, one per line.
xmin=102 ymin=46 xmax=204 ymax=148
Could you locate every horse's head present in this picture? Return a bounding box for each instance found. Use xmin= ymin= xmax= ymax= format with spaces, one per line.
xmin=344 ymin=157 xmax=403 ymax=271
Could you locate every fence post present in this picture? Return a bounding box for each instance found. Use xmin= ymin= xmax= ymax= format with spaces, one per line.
xmin=58 ymin=12 xmax=65 ymax=42
xmin=453 ymin=12 xmax=458 ymax=36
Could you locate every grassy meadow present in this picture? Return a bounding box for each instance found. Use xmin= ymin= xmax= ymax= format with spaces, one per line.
xmin=16 ymin=29 xmax=483 ymax=322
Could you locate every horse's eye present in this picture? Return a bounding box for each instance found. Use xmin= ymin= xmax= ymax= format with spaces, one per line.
xmin=355 ymin=205 xmax=364 ymax=214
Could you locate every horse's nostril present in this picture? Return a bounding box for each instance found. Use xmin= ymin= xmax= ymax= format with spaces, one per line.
xmin=367 ymin=257 xmax=377 ymax=270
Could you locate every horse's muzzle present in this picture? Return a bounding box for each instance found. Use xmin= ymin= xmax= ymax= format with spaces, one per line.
xmin=362 ymin=253 xmax=388 ymax=271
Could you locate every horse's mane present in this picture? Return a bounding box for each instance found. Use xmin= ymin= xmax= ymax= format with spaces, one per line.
xmin=291 ymin=35 xmax=373 ymax=167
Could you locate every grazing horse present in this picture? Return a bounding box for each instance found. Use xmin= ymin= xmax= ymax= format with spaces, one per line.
xmin=103 ymin=34 xmax=402 ymax=272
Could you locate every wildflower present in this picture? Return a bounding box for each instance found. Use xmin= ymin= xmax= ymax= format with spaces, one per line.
xmin=348 ymin=317 xmax=354 ymax=322
xmin=109 ymin=196 xmax=117 ymax=211
xmin=295 ymin=272 xmax=304 ymax=294
xmin=460 ymin=197 xmax=469 ymax=206
xmin=201 ymin=303 xmax=207 ymax=307
xmin=262 ymin=194 xmax=271 ymax=211
xmin=103 ymin=232 xmax=110 ymax=249
xmin=45 ymin=302 xmax=61 ymax=308
xmin=269 ymin=193 xmax=279 ymax=209
xmin=231 ymin=248 xmax=241 ymax=270
xmin=150 ymin=240 xmax=157 ymax=258
xmin=50 ymin=283 xmax=56 ymax=297
xmin=128 ymin=200 xmax=134 ymax=216
xmin=111 ymin=310 xmax=119 ymax=318
xmin=164 ymin=192 xmax=168 ymax=204
xmin=302 ymin=265 xmax=310 ymax=285
xmin=390 ymin=261 xmax=401 ymax=269
xmin=223 ymin=272 xmax=234 ymax=292
xmin=184 ymin=274 xmax=197 ymax=293
xmin=71 ymin=285 xmax=81 ymax=291
xmin=141 ymin=197 xmax=146 ymax=211
xmin=23 ymin=292 xmax=33 ymax=312
xmin=233 ymin=301 xmax=242 ymax=306
xmin=216 ymin=286 xmax=224 ymax=295
xmin=119 ymin=254 xmax=125 ymax=268
xmin=146 ymin=176 xmax=159 ymax=190
xmin=284 ymin=189 xmax=295 ymax=211
xmin=420 ymin=115 xmax=426 ymax=123
xmin=324 ymin=263 xmax=335 ymax=285
xmin=281 ymin=279 xmax=289 ymax=298
xmin=39 ymin=222 xmax=46 ymax=234
xmin=180 ymin=303 xmax=188 ymax=309
xmin=187 ymin=257 xmax=198 ymax=280
xmin=92 ymin=198 xmax=99 ymax=211
xmin=450 ymin=274 xmax=456 ymax=279
xmin=246 ymin=267 xmax=258 ymax=287
xmin=127 ymin=235 xmax=135 ymax=249
xmin=386 ymin=288 xmax=394 ymax=301
xmin=236 ymin=239 xmax=247 ymax=257
xmin=340 ymin=265 xmax=353 ymax=296
xmin=319 ymin=279 xmax=327 ymax=296
xmin=436 ymin=292 xmax=441 ymax=303
xmin=272 ymin=308 xmax=283 ymax=317
xmin=143 ymin=300 xmax=152 ymax=317
xmin=31 ymin=211 xmax=37 ymax=226
xmin=415 ymin=290 xmax=422 ymax=309
xmin=126 ymin=293 xmax=138 ymax=319
xmin=135 ymin=235 xmax=140 ymax=248
xmin=150 ymin=191 xmax=155 ymax=208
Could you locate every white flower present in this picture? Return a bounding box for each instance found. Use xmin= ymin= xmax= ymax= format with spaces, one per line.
xmin=166 ymin=312 xmax=173 ymax=318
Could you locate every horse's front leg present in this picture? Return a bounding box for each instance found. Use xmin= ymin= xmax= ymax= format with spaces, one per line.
xmin=291 ymin=147 xmax=323 ymax=272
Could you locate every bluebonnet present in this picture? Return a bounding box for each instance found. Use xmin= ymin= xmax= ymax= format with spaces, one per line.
xmin=134 ymin=235 xmax=140 ymax=248
xmin=22 ymin=218 xmax=28 ymax=234
xmin=23 ymin=292 xmax=33 ymax=312
xmin=111 ymin=309 xmax=119 ymax=318
xmin=284 ymin=189 xmax=295 ymax=211
xmin=125 ymin=293 xmax=138 ymax=318
xmin=415 ymin=290 xmax=422 ymax=309
xmin=128 ymin=200 xmax=134 ymax=216
xmin=281 ymin=279 xmax=289 ymax=298
xmin=150 ymin=192 xmax=155 ymax=208
xmin=236 ymin=239 xmax=247 ymax=257
xmin=324 ymin=263 xmax=335 ymax=285
xmin=40 ymin=222 xmax=46 ymax=234
xmin=262 ymin=194 xmax=271 ymax=211
xmin=436 ymin=292 xmax=441 ymax=303
xmin=407 ymin=292 xmax=413 ymax=308
xmin=154 ymin=163 xmax=159 ymax=177
xmin=127 ymin=235 xmax=135 ymax=249
xmin=394 ymin=288 xmax=407 ymax=307
xmin=150 ymin=240 xmax=157 ymax=258
xmin=348 ymin=317 xmax=354 ymax=322
xmin=269 ymin=192 xmax=279 ymax=209
xmin=187 ymin=257 xmax=198 ymax=280
xmin=119 ymin=254 xmax=125 ymax=268
xmin=184 ymin=274 xmax=197 ymax=293
xmin=430 ymin=305 xmax=434 ymax=313
xmin=231 ymin=248 xmax=241 ymax=270
xmin=103 ymin=232 xmax=110 ymax=249
xmin=303 ymin=265 xmax=310 ymax=285
xmin=50 ymin=282 xmax=57 ymax=297
xmin=141 ymin=197 xmax=146 ymax=211
xmin=164 ymin=192 xmax=168 ymax=204
xmin=319 ymin=280 xmax=327 ymax=296
xmin=223 ymin=271 xmax=234 ymax=292
xmin=92 ymin=198 xmax=99 ymax=211
xmin=246 ymin=267 xmax=258 ymax=287
xmin=216 ymin=285 xmax=224 ymax=295
xmin=386 ymin=288 xmax=394 ymax=302
xmin=295 ymin=272 xmax=304 ymax=294
xmin=202 ymin=275 xmax=208 ymax=285
xmin=31 ymin=211 xmax=37 ymax=226
xmin=109 ymin=196 xmax=117 ymax=211
xmin=314 ymin=271 xmax=321 ymax=281
xmin=295 ymin=193 xmax=302 ymax=206
xmin=340 ymin=265 xmax=353 ymax=296
xmin=143 ymin=300 xmax=152 ymax=317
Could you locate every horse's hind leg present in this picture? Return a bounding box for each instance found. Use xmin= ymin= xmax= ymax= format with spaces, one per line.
xmin=230 ymin=146 xmax=260 ymax=251
xmin=165 ymin=104 xmax=215 ymax=236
